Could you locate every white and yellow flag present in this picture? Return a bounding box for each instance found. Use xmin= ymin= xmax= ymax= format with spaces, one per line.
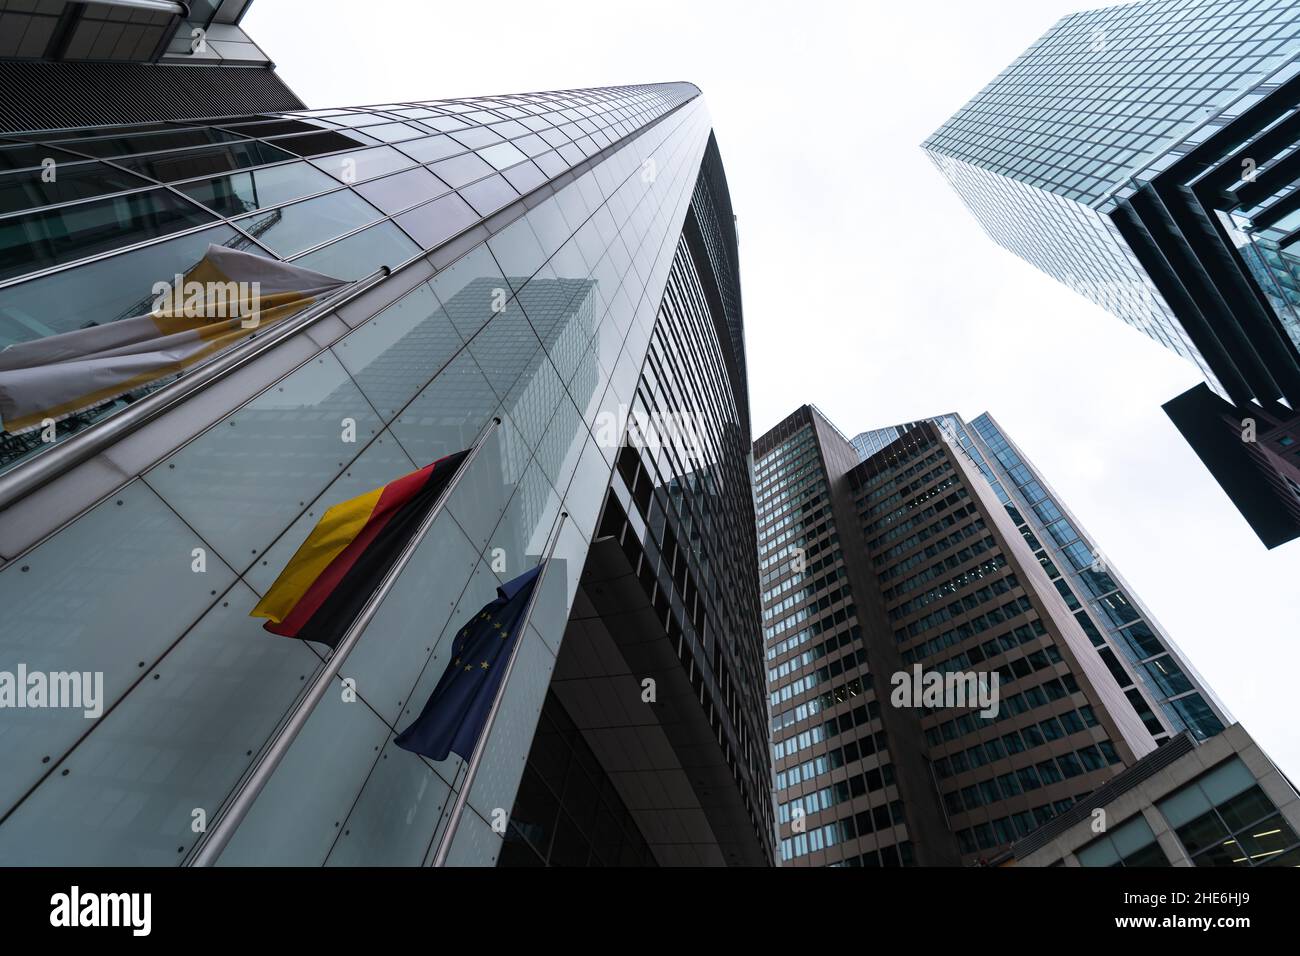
xmin=0 ymin=245 xmax=344 ymax=434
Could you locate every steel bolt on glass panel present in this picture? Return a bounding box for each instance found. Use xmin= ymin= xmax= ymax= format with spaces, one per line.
xmin=0 ymin=81 xmax=769 ymax=866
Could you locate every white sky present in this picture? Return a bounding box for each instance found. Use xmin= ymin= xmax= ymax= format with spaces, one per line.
xmin=246 ymin=0 xmax=1300 ymax=777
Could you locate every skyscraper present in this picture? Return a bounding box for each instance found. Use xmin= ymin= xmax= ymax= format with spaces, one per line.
xmin=854 ymin=413 xmax=1228 ymax=744
xmin=924 ymin=0 xmax=1300 ymax=548
xmin=0 ymin=3 xmax=771 ymax=866
xmin=757 ymin=404 xmax=1236 ymax=866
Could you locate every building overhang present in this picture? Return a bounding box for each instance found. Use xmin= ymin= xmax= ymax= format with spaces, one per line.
xmin=548 ymin=534 xmax=769 ymax=866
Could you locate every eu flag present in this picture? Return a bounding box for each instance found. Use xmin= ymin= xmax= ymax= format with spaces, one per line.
xmin=394 ymin=564 xmax=543 ymax=761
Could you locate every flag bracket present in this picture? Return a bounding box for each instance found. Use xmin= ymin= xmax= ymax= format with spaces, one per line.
xmin=187 ymin=415 xmax=502 ymax=867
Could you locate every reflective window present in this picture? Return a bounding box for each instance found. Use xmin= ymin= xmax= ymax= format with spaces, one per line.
xmin=177 ymin=162 xmax=337 ymax=217
xmin=236 ymin=189 xmax=382 ymax=258
xmin=310 ymin=145 xmax=415 ymax=184
xmin=430 ymin=152 xmax=494 ymax=189
xmin=0 ymin=225 xmax=245 ymax=347
xmin=114 ymin=140 xmax=294 ymax=182
xmin=0 ymin=162 xmax=150 ymax=215
xmin=394 ymin=135 xmax=465 ymax=163
xmin=58 ymin=126 xmax=249 ymax=159
xmin=0 ymin=188 xmax=215 ymax=281
xmin=293 ymin=220 xmax=419 ymax=280
xmin=355 ymin=167 xmax=450 ymax=215
xmin=395 ymin=192 xmax=478 ymax=250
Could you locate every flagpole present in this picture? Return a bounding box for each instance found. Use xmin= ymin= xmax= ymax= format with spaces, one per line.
xmin=430 ymin=510 xmax=569 ymax=867
xmin=188 ymin=416 xmax=502 ymax=867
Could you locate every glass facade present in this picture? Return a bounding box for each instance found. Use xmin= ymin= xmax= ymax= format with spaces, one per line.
xmin=0 ymin=85 xmax=691 ymax=466
xmin=924 ymin=0 xmax=1300 ymax=400
xmin=0 ymin=79 xmax=771 ymax=866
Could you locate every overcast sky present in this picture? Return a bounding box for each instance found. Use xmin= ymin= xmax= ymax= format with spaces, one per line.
xmin=247 ymin=0 xmax=1300 ymax=777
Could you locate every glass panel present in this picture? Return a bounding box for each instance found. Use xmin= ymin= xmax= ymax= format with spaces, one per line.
xmin=355 ymin=167 xmax=450 ymax=215
xmin=214 ymin=685 xmax=394 ymax=865
xmin=364 ymin=122 xmax=425 ymax=143
xmin=291 ymin=220 xmax=418 ymax=280
xmin=1178 ymin=810 xmax=1231 ymax=855
xmin=265 ymin=129 xmax=376 ymax=157
xmin=0 ymin=187 xmax=215 ymax=281
xmin=235 ymin=189 xmax=381 ymax=258
xmin=502 ymin=159 xmax=547 ymax=195
xmin=1199 ymin=758 xmax=1256 ymax=806
xmin=388 ymin=347 xmax=497 ymax=475
xmin=1110 ymin=814 xmax=1157 ymax=857
xmin=0 ymin=480 xmax=238 ymax=816
xmin=426 ymin=243 xmax=509 ymax=341
xmin=242 ymin=430 xmax=419 ymax=598
xmin=395 ymin=191 xmax=478 ymax=250
xmin=176 ymin=161 xmax=337 ymax=217
xmin=333 ymin=282 xmax=465 ymax=419
xmin=0 ymin=581 xmax=319 ymax=865
xmin=114 ymin=140 xmax=295 ymax=182
xmin=0 ymin=144 xmax=82 ymax=172
xmin=310 ymin=145 xmax=415 ymax=184
xmin=144 ymin=351 xmax=383 ymax=571
xmin=478 ymin=141 xmax=528 ymax=171
xmin=0 ymin=161 xmax=151 ymax=215
xmin=1235 ymin=814 xmax=1299 ymax=865
xmin=0 ymin=224 xmax=243 ymax=347
xmin=459 ymin=174 xmax=518 ymax=216
xmin=1216 ymin=786 xmax=1276 ymax=831
xmin=394 ymin=135 xmax=465 ymax=163
xmin=429 ymin=152 xmax=494 ymax=189
xmin=324 ymin=735 xmax=453 ymax=866
xmin=60 ymin=126 xmax=249 ymax=159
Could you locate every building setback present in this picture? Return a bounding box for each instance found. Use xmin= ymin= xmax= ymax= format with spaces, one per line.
xmin=0 ymin=2 xmax=771 ymax=866
xmin=756 ymin=404 xmax=1245 ymax=866
xmin=924 ymin=0 xmax=1300 ymax=549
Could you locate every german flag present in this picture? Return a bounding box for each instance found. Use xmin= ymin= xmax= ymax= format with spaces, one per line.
xmin=251 ymin=451 xmax=469 ymax=648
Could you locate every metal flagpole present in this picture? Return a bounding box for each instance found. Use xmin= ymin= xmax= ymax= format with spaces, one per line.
xmin=188 ymin=417 xmax=502 ymax=867
xmin=430 ymin=510 xmax=569 ymax=867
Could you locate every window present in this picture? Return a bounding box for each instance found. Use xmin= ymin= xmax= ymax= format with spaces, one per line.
xmin=0 ymin=188 xmax=214 ymax=280
xmin=1158 ymin=759 xmax=1300 ymax=867
xmin=1076 ymin=814 xmax=1168 ymax=867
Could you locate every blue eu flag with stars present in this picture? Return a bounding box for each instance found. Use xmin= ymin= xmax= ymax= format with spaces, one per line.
xmin=394 ymin=564 xmax=543 ymax=762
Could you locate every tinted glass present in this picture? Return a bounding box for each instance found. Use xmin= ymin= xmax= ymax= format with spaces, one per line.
xmin=0 ymin=188 xmax=214 ymax=281
xmin=0 ymin=162 xmax=150 ymax=215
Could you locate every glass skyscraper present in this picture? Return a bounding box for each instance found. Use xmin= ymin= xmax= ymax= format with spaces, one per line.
xmin=757 ymin=404 xmax=1245 ymax=866
xmin=0 ymin=3 xmax=771 ymax=866
xmin=925 ymin=0 xmax=1300 ymax=548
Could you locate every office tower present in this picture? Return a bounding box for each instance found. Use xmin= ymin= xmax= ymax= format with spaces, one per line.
xmin=1009 ymin=724 xmax=1300 ymax=868
xmin=0 ymin=4 xmax=771 ymax=866
xmin=757 ymin=404 xmax=1234 ymax=866
xmin=924 ymin=0 xmax=1300 ymax=548
xmin=853 ymin=413 xmax=1229 ymax=745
